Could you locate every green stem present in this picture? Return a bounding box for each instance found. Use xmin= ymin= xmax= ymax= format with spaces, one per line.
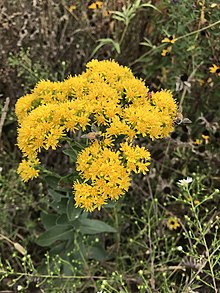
xmin=130 ymin=19 xmax=220 ymax=66
xmin=188 ymin=191 xmax=218 ymax=292
xmin=119 ymin=24 xmax=128 ymax=47
xmin=176 ymin=19 xmax=220 ymax=41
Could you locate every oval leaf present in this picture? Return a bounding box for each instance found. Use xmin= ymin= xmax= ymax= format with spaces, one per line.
xmin=48 ymin=189 xmax=64 ymax=202
xmin=41 ymin=212 xmax=57 ymax=229
xmin=62 ymin=148 xmax=77 ymax=161
xmin=67 ymin=197 xmax=82 ymax=221
xmin=45 ymin=175 xmax=60 ymax=189
xmin=79 ymin=219 xmax=116 ymax=235
xmin=36 ymin=225 xmax=74 ymax=247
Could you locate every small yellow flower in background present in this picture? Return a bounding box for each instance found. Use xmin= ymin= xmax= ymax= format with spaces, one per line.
xmin=209 ymin=64 xmax=220 ymax=76
xmin=167 ymin=217 xmax=180 ymax=230
xmin=69 ymin=4 xmax=76 ymax=12
xmin=104 ymin=10 xmax=111 ymax=16
xmin=193 ymin=139 xmax=202 ymax=145
xmin=161 ymin=46 xmax=172 ymax=56
xmin=202 ymin=134 xmax=209 ymax=144
xmin=161 ymin=35 xmax=176 ymax=44
xmin=194 ymin=200 xmax=200 ymax=205
xmin=88 ymin=1 xmax=103 ymax=10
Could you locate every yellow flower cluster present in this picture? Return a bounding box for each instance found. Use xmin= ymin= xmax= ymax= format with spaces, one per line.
xmin=120 ymin=142 xmax=151 ymax=174
xmin=16 ymin=59 xmax=177 ymax=211
xmin=74 ymin=141 xmax=131 ymax=211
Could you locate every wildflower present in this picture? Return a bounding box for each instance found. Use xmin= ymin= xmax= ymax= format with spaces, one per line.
xmin=209 ymin=64 xmax=220 ymax=76
xmin=88 ymin=1 xmax=103 ymax=10
xmin=177 ymin=246 xmax=183 ymax=251
xmin=74 ymin=142 xmax=131 ymax=211
xmin=210 ymin=3 xmax=219 ymax=8
xmin=120 ymin=141 xmax=151 ymax=174
xmin=104 ymin=10 xmax=111 ymax=16
xmin=106 ymin=116 xmax=135 ymax=140
xmin=69 ymin=4 xmax=76 ymax=12
xmin=15 ymin=59 xmax=177 ymax=211
xmin=177 ymin=177 xmax=193 ymax=187
xmin=167 ymin=217 xmax=180 ymax=230
xmin=176 ymin=73 xmax=191 ymax=93
xmin=161 ymin=35 xmax=176 ymax=44
xmin=193 ymin=139 xmax=202 ymax=145
xmin=194 ymin=200 xmax=200 ymax=205
xmin=202 ymin=134 xmax=209 ymax=144
xmin=202 ymin=130 xmax=209 ymax=144
xmin=17 ymin=159 xmax=40 ymax=182
xmin=161 ymin=46 xmax=172 ymax=56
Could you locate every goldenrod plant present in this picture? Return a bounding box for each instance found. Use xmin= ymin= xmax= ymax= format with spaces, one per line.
xmin=1 ymin=0 xmax=220 ymax=291
xmin=15 ymin=59 xmax=177 ymax=212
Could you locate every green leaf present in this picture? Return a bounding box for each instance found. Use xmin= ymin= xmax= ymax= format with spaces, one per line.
xmin=56 ymin=214 xmax=69 ymax=225
xmin=103 ymin=201 xmax=117 ymax=208
xmin=140 ymin=3 xmax=161 ymax=13
xmin=62 ymin=148 xmax=78 ymax=161
xmin=48 ymin=188 xmax=64 ymax=202
xmin=67 ymin=197 xmax=82 ymax=221
xmin=140 ymin=37 xmax=154 ymax=48
xmin=58 ymin=174 xmax=78 ymax=192
xmin=88 ymin=244 xmax=110 ymax=261
xmin=113 ymin=42 xmax=121 ymax=54
xmin=51 ymin=198 xmax=68 ymax=214
xmin=91 ymin=38 xmax=118 ymax=57
xmin=41 ymin=212 xmax=57 ymax=230
xmin=65 ymin=138 xmax=84 ymax=151
xmin=79 ymin=219 xmax=117 ymax=235
xmin=112 ymin=11 xmax=126 ymax=21
xmin=45 ymin=175 xmax=60 ymax=189
xmin=50 ymin=242 xmax=66 ymax=255
xmin=36 ymin=225 xmax=74 ymax=246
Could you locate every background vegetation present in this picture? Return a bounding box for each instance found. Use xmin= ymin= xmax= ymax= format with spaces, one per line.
xmin=0 ymin=0 xmax=220 ymax=292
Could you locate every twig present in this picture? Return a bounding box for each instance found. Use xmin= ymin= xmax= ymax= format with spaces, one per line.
xmin=179 ymin=61 xmax=204 ymax=108
xmin=0 ymin=97 xmax=10 ymax=141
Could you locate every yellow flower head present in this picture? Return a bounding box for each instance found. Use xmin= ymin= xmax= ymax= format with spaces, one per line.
xmin=167 ymin=217 xmax=180 ymax=230
xmin=69 ymin=4 xmax=76 ymax=12
xmin=88 ymin=1 xmax=103 ymax=10
xmin=194 ymin=200 xmax=200 ymax=205
xmin=202 ymin=134 xmax=209 ymax=144
xmin=209 ymin=64 xmax=220 ymax=76
xmin=194 ymin=139 xmax=202 ymax=145
xmin=161 ymin=46 xmax=172 ymax=56
xmin=161 ymin=35 xmax=176 ymax=44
